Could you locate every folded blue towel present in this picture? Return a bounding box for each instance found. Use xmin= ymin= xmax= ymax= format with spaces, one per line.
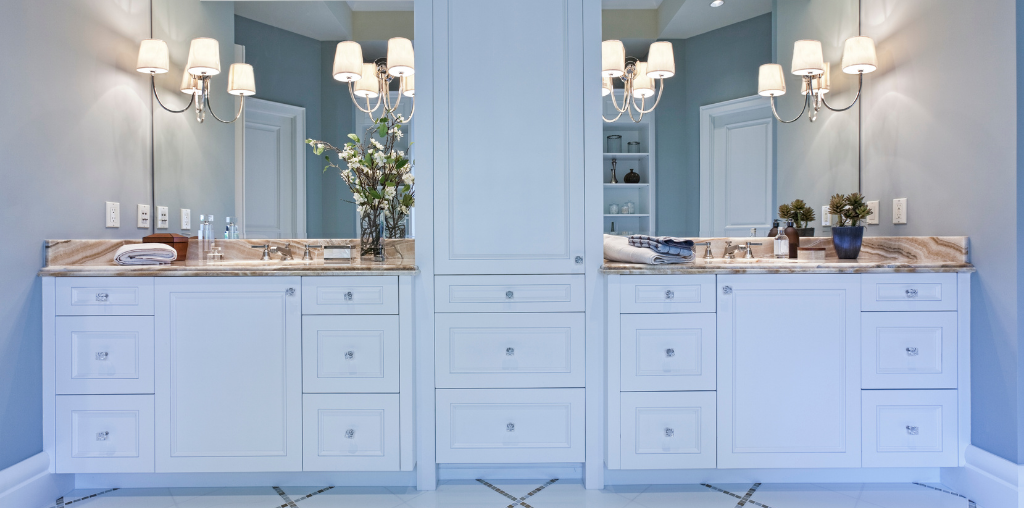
xmin=628 ymin=235 xmax=695 ymax=256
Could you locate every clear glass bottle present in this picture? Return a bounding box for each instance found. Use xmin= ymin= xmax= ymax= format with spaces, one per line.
xmin=774 ymin=224 xmax=789 ymax=259
xmin=225 ymin=216 xmax=239 ymax=239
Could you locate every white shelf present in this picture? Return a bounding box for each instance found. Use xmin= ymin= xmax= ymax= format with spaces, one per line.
xmin=604 ymin=214 xmax=650 ymax=217
xmin=603 ymin=152 xmax=649 ymax=158
xmin=604 ymin=90 xmax=656 ymax=236
xmin=604 ymin=183 xmax=649 ymax=188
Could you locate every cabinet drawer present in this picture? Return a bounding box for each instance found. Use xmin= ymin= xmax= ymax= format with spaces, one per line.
xmin=620 ymin=275 xmax=716 ymax=313
xmin=862 ymin=390 xmax=957 ymax=467
xmin=861 ymin=274 xmax=957 ymax=312
xmin=620 ymin=391 xmax=716 ymax=469
xmin=862 ymin=312 xmax=957 ymax=389
xmin=302 ymin=276 xmax=398 ymax=315
xmin=435 ymin=275 xmax=585 ymax=313
xmin=302 ymin=394 xmax=400 ymax=471
xmin=436 ymin=388 xmax=585 ymax=463
xmin=435 ymin=313 xmax=585 ymax=388
xmin=302 ymin=316 xmax=399 ymax=393
xmin=56 ymin=316 xmax=154 ymax=395
xmin=56 ymin=395 xmax=154 ymax=473
xmin=56 ymin=277 xmax=154 ymax=316
xmin=621 ymin=314 xmax=715 ymax=391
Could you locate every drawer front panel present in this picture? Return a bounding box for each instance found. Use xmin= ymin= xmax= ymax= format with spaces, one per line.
xmin=302 ymin=394 xmax=400 ymax=471
xmin=620 ymin=275 xmax=716 ymax=314
xmin=56 ymin=316 xmax=154 ymax=394
xmin=56 ymin=395 xmax=154 ymax=473
xmin=435 ymin=313 xmax=585 ymax=388
xmin=56 ymin=277 xmax=154 ymax=316
xmin=862 ymin=390 xmax=957 ymax=467
xmin=620 ymin=391 xmax=716 ymax=469
xmin=302 ymin=276 xmax=398 ymax=315
xmin=861 ymin=274 xmax=957 ymax=312
xmin=436 ymin=388 xmax=585 ymax=463
xmin=621 ymin=313 xmax=716 ymax=391
xmin=862 ymin=312 xmax=957 ymax=389
xmin=302 ymin=316 xmax=399 ymax=393
xmin=435 ymin=275 xmax=585 ymax=313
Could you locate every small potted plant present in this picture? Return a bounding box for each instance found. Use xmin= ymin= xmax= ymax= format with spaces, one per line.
xmin=828 ymin=193 xmax=872 ymax=259
xmin=778 ymin=199 xmax=816 ymax=237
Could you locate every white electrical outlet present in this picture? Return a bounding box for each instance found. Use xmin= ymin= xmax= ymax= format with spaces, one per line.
xmin=866 ymin=200 xmax=879 ymax=225
xmin=181 ymin=208 xmax=191 ymax=230
xmin=156 ymin=206 xmax=169 ymax=229
xmin=821 ymin=205 xmax=831 ymax=226
xmin=137 ymin=204 xmax=151 ymax=228
xmin=893 ymin=198 xmax=907 ymax=224
xmin=105 ymin=202 xmax=120 ymax=228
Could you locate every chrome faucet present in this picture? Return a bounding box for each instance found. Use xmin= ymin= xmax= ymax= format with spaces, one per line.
xmin=273 ymin=243 xmax=294 ymax=261
xmin=723 ymin=240 xmax=740 ymax=259
xmin=695 ymin=241 xmax=713 ymax=259
xmin=251 ymin=244 xmax=272 ymax=261
xmin=738 ymin=241 xmax=763 ymax=259
xmin=302 ymin=244 xmax=323 ymax=261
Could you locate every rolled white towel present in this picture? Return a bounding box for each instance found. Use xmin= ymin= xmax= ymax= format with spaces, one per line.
xmin=604 ymin=235 xmax=694 ymax=264
xmin=114 ymin=244 xmax=178 ymax=265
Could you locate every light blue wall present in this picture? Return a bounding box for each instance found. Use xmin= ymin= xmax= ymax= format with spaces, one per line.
xmin=1017 ymin=0 xmax=1024 ymax=464
xmin=320 ymin=41 xmax=358 ymax=239
xmin=0 ymin=0 xmax=152 ymax=471
xmin=655 ymin=14 xmax=773 ymax=237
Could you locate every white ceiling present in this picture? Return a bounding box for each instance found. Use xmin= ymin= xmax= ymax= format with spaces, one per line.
xmin=603 ymin=0 xmax=663 ymax=9
xmin=348 ymin=0 xmax=413 ymax=11
xmin=234 ymin=2 xmax=354 ymax=41
xmin=659 ymin=0 xmax=772 ymax=39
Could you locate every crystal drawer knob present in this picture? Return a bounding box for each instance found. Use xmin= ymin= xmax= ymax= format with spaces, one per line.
xmin=286 ymin=288 xmax=296 ymax=296
xmin=344 ymin=291 xmax=353 ymax=301
xmin=665 ymin=290 xmax=674 ymax=299
xmin=506 ymin=347 xmax=515 ymax=356
xmin=506 ymin=423 xmax=515 ymax=432
xmin=95 ymin=293 xmax=109 ymax=302
xmin=575 ymin=256 xmax=584 ymax=264
xmin=95 ymin=352 xmax=108 ymax=361
xmin=906 ymin=347 xmax=919 ymax=356
xmin=665 ymin=428 xmax=674 ymax=438
xmin=905 ymin=288 xmax=919 ymax=298
xmin=506 ymin=291 xmax=514 ymax=299
xmin=96 ymin=431 xmax=109 ymax=441
xmin=345 ymin=351 xmax=354 ymax=360
xmin=906 ymin=425 xmax=919 ymax=435
xmin=722 ymin=286 xmax=733 ymax=295
xmin=665 ymin=348 xmax=675 ymax=357
xmin=345 ymin=429 xmax=355 ymax=439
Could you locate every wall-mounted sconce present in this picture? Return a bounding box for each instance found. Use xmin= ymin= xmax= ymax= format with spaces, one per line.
xmin=136 ymin=38 xmax=255 ymax=124
xmin=332 ymin=37 xmax=415 ymax=123
xmin=601 ymin=40 xmax=675 ymax=123
xmin=758 ymin=36 xmax=877 ymax=123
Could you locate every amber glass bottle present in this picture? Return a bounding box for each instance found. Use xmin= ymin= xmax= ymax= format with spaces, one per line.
xmin=784 ymin=220 xmax=799 ymax=258
xmin=767 ymin=219 xmax=780 ymax=237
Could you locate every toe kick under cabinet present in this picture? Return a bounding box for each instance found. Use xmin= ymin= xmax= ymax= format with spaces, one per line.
xmin=42 ymin=275 xmax=415 ymax=474
xmin=605 ymin=272 xmax=971 ymax=471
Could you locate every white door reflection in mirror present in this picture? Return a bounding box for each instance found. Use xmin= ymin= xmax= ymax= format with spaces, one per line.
xmin=242 ymin=99 xmax=307 ymax=239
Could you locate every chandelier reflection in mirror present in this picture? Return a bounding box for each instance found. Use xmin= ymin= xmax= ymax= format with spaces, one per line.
xmin=601 ymin=40 xmax=675 ymax=123
xmin=332 ymin=37 xmax=415 ymax=123
xmin=758 ymin=36 xmax=877 ymax=123
xmin=136 ymin=38 xmax=254 ymax=124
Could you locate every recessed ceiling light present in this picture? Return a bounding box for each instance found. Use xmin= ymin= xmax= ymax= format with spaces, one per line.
xmin=710 ymin=0 xmax=724 ymax=6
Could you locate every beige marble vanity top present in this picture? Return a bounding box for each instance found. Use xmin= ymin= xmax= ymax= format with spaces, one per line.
xmin=39 ymin=239 xmax=417 ymax=276
xmin=602 ymin=236 xmax=974 ymax=274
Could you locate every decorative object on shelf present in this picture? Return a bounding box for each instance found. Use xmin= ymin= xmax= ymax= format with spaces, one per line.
xmin=602 ymin=40 xmax=675 ymax=123
xmin=609 ymin=158 xmax=619 ymax=183
xmin=609 ymin=204 xmax=620 ymax=214
xmin=136 ymin=38 xmax=254 ymax=124
xmin=627 ymin=141 xmax=641 ymax=153
xmin=333 ymin=38 xmax=415 ymax=123
xmin=607 ymin=135 xmax=622 ymax=153
xmin=610 ymin=221 xmax=616 ymax=234
xmin=625 ymin=201 xmax=636 ymax=214
xmin=308 ymin=115 xmax=414 ymax=258
xmin=778 ymin=199 xmax=817 ymax=237
xmin=828 ymin=192 xmax=872 ymax=259
xmin=758 ymin=36 xmax=877 ymax=123
xmin=623 ymin=168 xmax=640 ymax=183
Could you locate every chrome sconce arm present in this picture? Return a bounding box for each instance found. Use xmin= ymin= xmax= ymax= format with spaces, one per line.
xmin=202 ymin=76 xmax=245 ymax=124
xmin=819 ymin=71 xmax=864 ymax=113
xmin=150 ymin=73 xmax=195 ymax=114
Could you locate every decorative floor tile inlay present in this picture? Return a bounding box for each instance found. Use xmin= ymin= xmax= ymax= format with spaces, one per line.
xmin=53 ymin=488 xmax=119 ymax=507
xmin=477 ymin=478 xmax=559 ymax=508
xmin=913 ymin=482 xmax=977 ymax=508
xmin=703 ymin=483 xmax=774 ymax=508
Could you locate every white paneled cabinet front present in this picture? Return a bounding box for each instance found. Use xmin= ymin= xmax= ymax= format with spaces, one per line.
xmin=716 ymin=275 xmax=861 ymax=468
xmin=302 ymin=315 xmax=399 ymax=393
xmin=433 ymin=0 xmax=584 ymax=275
xmin=154 ymin=277 xmax=302 ymax=472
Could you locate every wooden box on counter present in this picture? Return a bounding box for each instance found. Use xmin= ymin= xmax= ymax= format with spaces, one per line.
xmin=143 ymin=233 xmax=189 ymax=260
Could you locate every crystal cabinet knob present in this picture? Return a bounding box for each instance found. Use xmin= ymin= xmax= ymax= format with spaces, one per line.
xmin=665 ymin=428 xmax=674 ymax=438
xmin=905 ymin=288 xmax=919 ymax=298
xmin=906 ymin=425 xmax=919 ymax=435
xmin=345 ymin=429 xmax=355 ymax=439
xmin=286 ymin=288 xmax=296 ymax=296
xmin=96 ymin=431 xmax=109 ymax=441
xmin=95 ymin=293 xmax=109 ymax=302
xmin=575 ymin=256 xmax=584 ymax=264
xmin=665 ymin=348 xmax=675 ymax=358
xmin=95 ymin=352 xmax=108 ymax=361
xmin=506 ymin=291 xmax=514 ymax=299
xmin=344 ymin=291 xmax=354 ymax=301
xmin=665 ymin=290 xmax=675 ymax=300
xmin=345 ymin=351 xmax=354 ymax=360
xmin=506 ymin=347 xmax=515 ymax=356
xmin=722 ymin=286 xmax=733 ymax=295
xmin=906 ymin=347 xmax=919 ymax=356
xmin=506 ymin=423 xmax=515 ymax=432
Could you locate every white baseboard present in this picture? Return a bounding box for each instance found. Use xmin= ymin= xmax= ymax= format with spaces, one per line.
xmin=438 ymin=464 xmax=584 ymax=481
xmin=605 ymin=467 xmax=941 ymax=485
xmin=0 ymin=452 xmax=74 ymax=508
xmin=941 ymin=445 xmax=1019 ymax=508
xmin=75 ymin=471 xmax=416 ymax=489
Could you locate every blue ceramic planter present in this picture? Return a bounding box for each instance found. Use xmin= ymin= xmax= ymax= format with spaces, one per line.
xmin=831 ymin=226 xmax=864 ymax=259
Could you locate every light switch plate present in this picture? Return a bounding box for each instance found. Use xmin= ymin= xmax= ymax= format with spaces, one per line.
xmin=156 ymin=206 xmax=169 ymax=229
xmin=105 ymin=202 xmax=120 ymax=228
xmin=181 ymin=208 xmax=191 ymax=230
xmin=866 ymin=200 xmax=879 ymax=225
xmin=821 ymin=205 xmax=831 ymax=226
xmin=893 ymin=198 xmax=907 ymax=224
xmin=137 ymin=204 xmax=151 ymax=228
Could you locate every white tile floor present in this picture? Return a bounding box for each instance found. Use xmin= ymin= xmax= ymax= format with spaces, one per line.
xmin=46 ymin=480 xmax=978 ymax=508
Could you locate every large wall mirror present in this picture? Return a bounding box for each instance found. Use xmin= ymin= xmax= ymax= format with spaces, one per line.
xmin=152 ymin=0 xmax=414 ymax=239
xmin=601 ymin=0 xmax=860 ymax=238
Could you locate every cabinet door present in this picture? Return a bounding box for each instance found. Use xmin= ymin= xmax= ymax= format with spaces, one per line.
xmin=155 ymin=277 xmax=302 ymax=472
xmin=433 ymin=0 xmax=585 ymax=274
xmin=717 ymin=275 xmax=861 ymax=468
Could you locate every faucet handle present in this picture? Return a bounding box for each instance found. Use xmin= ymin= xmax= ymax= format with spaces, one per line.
xmin=743 ymin=241 xmax=763 ymax=259
xmin=302 ymin=244 xmax=323 ymax=261
xmin=696 ymin=241 xmax=713 ymax=259
xmin=251 ymin=244 xmax=271 ymax=261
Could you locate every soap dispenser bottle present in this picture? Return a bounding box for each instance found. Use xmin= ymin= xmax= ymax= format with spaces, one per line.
xmin=784 ymin=220 xmax=799 ymax=258
xmin=767 ymin=219 xmax=780 ymax=237
xmin=773 ymin=225 xmax=789 ymax=259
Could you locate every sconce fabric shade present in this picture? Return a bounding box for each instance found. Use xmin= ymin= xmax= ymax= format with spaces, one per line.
xmin=631 ymin=62 xmax=655 ymax=98
xmin=137 ymin=39 xmax=169 ymax=74
xmin=386 ymin=37 xmax=415 ymax=77
xmin=602 ymin=40 xmax=626 ymax=78
xmin=187 ymin=37 xmax=221 ymax=76
xmin=842 ymin=36 xmax=878 ymax=74
xmin=180 ymin=70 xmax=201 ymax=94
xmin=602 ymin=77 xmax=612 ymax=97
xmin=802 ymin=62 xmax=830 ymax=95
xmin=791 ymin=40 xmax=824 ymax=76
xmin=646 ymin=41 xmax=675 ymax=79
xmin=227 ymin=63 xmax=256 ymax=96
xmin=757 ymin=64 xmax=786 ymax=96
xmin=333 ymin=41 xmax=363 ymax=82
xmin=353 ymin=63 xmax=380 ymax=98
xmin=402 ymin=75 xmax=415 ymax=97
